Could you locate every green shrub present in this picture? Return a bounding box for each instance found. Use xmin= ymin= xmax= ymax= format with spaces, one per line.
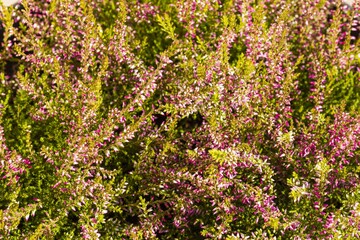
xmin=0 ymin=0 xmax=359 ymax=239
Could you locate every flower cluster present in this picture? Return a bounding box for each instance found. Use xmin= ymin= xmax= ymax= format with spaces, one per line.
xmin=0 ymin=0 xmax=359 ymax=239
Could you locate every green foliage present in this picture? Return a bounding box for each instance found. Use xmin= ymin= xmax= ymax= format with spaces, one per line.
xmin=0 ymin=0 xmax=359 ymax=239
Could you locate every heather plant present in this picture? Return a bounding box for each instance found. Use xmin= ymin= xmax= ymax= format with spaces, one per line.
xmin=0 ymin=0 xmax=359 ymax=239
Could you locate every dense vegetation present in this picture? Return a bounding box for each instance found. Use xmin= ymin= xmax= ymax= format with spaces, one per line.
xmin=0 ymin=0 xmax=359 ymax=239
